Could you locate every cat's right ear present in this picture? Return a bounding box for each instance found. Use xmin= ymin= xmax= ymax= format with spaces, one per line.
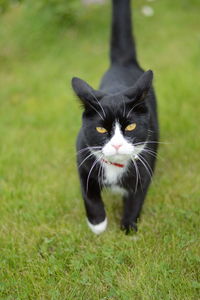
xmin=124 ymin=70 xmax=153 ymax=102
xmin=71 ymin=77 xmax=105 ymax=110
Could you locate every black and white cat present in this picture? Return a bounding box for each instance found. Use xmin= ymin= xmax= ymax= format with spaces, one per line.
xmin=72 ymin=0 xmax=159 ymax=234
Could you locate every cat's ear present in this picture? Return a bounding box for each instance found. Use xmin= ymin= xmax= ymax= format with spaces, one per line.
xmin=124 ymin=70 xmax=153 ymax=102
xmin=71 ymin=77 xmax=106 ymax=110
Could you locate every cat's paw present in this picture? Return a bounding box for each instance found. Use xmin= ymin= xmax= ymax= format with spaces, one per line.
xmin=87 ymin=217 xmax=107 ymax=235
xmin=121 ymin=220 xmax=138 ymax=235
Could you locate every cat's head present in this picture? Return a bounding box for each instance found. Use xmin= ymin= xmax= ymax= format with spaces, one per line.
xmin=72 ymin=70 xmax=153 ymax=165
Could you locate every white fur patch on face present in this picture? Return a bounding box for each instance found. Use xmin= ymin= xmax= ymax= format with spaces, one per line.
xmin=87 ymin=217 xmax=107 ymax=234
xmin=93 ymin=121 xmax=146 ymax=186
xmin=102 ymin=122 xmax=134 ymax=163
xmin=102 ymin=122 xmax=145 ymax=163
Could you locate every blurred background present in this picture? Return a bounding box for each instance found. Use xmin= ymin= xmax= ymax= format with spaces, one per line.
xmin=0 ymin=0 xmax=199 ymax=298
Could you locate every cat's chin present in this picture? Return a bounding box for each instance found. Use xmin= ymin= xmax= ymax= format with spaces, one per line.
xmin=104 ymin=154 xmax=131 ymax=164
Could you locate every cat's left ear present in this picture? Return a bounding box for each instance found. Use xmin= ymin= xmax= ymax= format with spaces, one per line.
xmin=71 ymin=77 xmax=106 ymax=109
xmin=124 ymin=70 xmax=153 ymax=102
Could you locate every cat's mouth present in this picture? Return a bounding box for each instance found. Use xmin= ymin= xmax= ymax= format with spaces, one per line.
xmin=101 ymin=143 xmax=146 ymax=164
xmin=103 ymin=154 xmax=131 ymax=164
xmin=92 ymin=143 xmax=146 ymax=167
xmin=102 ymin=158 xmax=125 ymax=168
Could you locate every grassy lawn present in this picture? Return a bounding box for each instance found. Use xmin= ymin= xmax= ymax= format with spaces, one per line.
xmin=0 ymin=0 xmax=200 ymax=299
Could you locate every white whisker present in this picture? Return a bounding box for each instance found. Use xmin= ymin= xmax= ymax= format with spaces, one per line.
xmin=134 ymin=140 xmax=169 ymax=147
xmin=122 ymin=95 xmax=126 ymax=117
xmin=142 ymin=147 xmax=164 ymax=161
xmin=142 ymin=148 xmax=157 ymax=158
xmin=137 ymin=155 xmax=153 ymax=181
xmin=140 ymin=154 xmax=153 ymax=177
xmin=97 ymin=162 xmax=103 ymax=190
xmin=136 ymin=160 xmax=143 ymax=192
xmin=88 ymin=102 xmax=104 ymax=120
xmin=148 ymin=129 xmax=155 ymax=134
xmin=86 ymin=155 xmax=103 ymax=194
xmin=127 ymin=102 xmax=143 ymax=118
xmin=78 ymin=150 xmax=102 ymax=168
xmin=77 ymin=146 xmax=102 ymax=155
xmin=88 ymin=89 xmax=106 ymax=118
xmin=132 ymin=158 xmax=139 ymax=194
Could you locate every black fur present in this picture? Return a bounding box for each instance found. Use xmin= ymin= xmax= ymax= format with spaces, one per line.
xmin=71 ymin=0 xmax=159 ymax=234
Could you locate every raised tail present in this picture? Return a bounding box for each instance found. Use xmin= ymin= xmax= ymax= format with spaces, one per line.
xmin=111 ymin=0 xmax=138 ymax=66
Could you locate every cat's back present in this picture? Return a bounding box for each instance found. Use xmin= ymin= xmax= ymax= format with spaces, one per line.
xmin=100 ymin=64 xmax=143 ymax=94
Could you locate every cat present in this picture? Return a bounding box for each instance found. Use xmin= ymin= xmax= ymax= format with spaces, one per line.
xmin=71 ymin=0 xmax=159 ymax=234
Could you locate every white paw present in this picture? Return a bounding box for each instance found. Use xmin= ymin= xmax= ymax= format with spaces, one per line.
xmin=87 ymin=218 xmax=107 ymax=234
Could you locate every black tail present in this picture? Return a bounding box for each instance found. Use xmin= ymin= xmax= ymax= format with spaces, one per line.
xmin=111 ymin=0 xmax=138 ymax=66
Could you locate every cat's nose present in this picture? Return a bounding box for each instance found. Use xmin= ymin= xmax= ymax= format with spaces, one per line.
xmin=112 ymin=144 xmax=122 ymax=151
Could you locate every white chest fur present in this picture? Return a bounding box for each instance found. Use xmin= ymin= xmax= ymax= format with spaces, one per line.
xmin=102 ymin=162 xmax=128 ymax=195
xmin=103 ymin=162 xmax=127 ymax=185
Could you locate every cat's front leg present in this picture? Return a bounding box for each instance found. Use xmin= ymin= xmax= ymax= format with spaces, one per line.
xmin=121 ymin=185 xmax=149 ymax=234
xmin=79 ymin=171 xmax=107 ymax=234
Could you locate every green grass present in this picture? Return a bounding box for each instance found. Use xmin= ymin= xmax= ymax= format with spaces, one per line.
xmin=0 ymin=0 xmax=200 ymax=299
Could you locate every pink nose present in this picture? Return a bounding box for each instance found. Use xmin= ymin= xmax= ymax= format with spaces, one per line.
xmin=112 ymin=144 xmax=122 ymax=150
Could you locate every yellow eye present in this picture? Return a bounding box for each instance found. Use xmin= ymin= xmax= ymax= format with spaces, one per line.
xmin=125 ymin=123 xmax=136 ymax=131
xmin=96 ymin=127 xmax=107 ymax=134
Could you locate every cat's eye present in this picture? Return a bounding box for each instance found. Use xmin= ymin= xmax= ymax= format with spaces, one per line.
xmin=96 ymin=127 xmax=107 ymax=134
xmin=125 ymin=123 xmax=136 ymax=131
